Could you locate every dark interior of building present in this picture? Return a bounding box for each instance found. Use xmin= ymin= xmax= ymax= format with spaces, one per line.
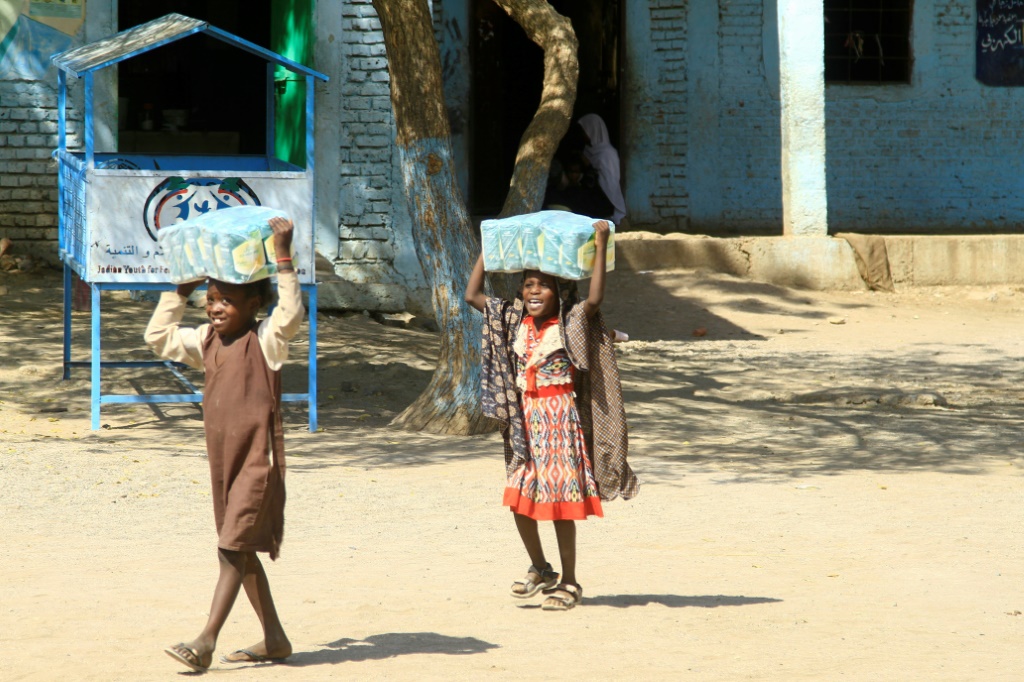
xmin=117 ymin=1 xmax=270 ymax=155
xmin=470 ymin=1 xmax=622 ymax=215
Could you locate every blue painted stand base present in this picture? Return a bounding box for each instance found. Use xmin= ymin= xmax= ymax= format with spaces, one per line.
xmin=61 ymin=262 xmax=319 ymax=432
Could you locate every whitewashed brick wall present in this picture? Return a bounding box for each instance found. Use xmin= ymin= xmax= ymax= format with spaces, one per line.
xmin=336 ymin=0 xmax=399 ymax=267
xmin=0 ymin=79 xmax=80 ymax=265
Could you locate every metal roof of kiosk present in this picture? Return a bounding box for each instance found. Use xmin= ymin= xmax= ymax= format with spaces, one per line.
xmin=52 ymin=12 xmax=327 ymax=80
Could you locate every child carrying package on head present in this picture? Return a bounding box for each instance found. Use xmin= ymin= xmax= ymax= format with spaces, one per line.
xmin=465 ymin=219 xmax=639 ymax=611
xmin=144 ymin=217 xmax=302 ymax=672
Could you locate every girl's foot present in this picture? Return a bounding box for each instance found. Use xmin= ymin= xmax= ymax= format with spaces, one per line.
xmin=164 ymin=642 xmax=213 ymax=672
xmin=510 ymin=563 xmax=559 ymax=599
xmin=541 ymin=583 xmax=583 ymax=611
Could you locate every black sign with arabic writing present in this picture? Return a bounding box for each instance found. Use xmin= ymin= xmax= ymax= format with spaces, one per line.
xmin=978 ymin=0 xmax=1024 ymax=85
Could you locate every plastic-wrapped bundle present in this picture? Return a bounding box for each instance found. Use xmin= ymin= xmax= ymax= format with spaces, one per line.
xmin=157 ymin=206 xmax=293 ymax=284
xmin=480 ymin=210 xmax=615 ymax=280
xmin=481 ymin=222 xmax=525 ymax=273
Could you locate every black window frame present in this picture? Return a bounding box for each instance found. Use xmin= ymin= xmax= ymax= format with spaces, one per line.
xmin=824 ymin=0 xmax=913 ymax=85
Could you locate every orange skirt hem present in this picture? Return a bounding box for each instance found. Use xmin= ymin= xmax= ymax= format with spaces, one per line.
xmin=503 ymin=487 xmax=604 ymax=520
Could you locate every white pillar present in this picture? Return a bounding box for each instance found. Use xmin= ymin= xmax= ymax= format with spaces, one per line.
xmin=776 ymin=0 xmax=827 ymax=236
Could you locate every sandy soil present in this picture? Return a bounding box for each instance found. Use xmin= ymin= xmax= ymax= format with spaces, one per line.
xmin=2 ymin=266 xmax=1023 ymax=681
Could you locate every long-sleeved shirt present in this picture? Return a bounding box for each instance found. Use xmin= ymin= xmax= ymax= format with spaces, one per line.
xmin=144 ymin=272 xmax=304 ymax=371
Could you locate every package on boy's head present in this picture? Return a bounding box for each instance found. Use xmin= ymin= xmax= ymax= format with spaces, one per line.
xmin=480 ymin=210 xmax=615 ymax=280
xmin=157 ymin=205 xmax=295 ymax=284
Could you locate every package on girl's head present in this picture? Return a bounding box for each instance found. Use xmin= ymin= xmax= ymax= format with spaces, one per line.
xmin=157 ymin=206 xmax=294 ymax=284
xmin=481 ymin=210 xmax=615 ymax=280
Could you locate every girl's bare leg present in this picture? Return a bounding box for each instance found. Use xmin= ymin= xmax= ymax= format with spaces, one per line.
xmin=553 ymin=520 xmax=577 ymax=585
xmin=513 ymin=512 xmax=547 ymax=569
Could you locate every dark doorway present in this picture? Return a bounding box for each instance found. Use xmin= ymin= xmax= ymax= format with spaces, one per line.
xmin=117 ymin=1 xmax=271 ymax=155
xmin=469 ymin=1 xmax=622 ymax=215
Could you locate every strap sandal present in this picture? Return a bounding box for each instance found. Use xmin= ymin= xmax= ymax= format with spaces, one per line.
xmin=510 ymin=562 xmax=559 ymax=599
xmin=541 ymin=583 xmax=583 ymax=611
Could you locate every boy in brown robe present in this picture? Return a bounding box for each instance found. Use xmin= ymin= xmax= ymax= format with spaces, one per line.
xmin=145 ymin=217 xmax=303 ymax=672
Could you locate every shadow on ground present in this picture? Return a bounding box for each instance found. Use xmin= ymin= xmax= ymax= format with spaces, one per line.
xmin=283 ymin=632 xmax=498 ymax=667
xmin=584 ymin=594 xmax=781 ymax=608
xmin=4 ymin=269 xmax=1023 ymax=480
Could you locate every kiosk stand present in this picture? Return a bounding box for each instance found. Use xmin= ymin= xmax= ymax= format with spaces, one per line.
xmin=53 ymin=14 xmax=328 ymax=431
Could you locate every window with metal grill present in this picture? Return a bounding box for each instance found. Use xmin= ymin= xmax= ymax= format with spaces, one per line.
xmin=824 ymin=0 xmax=913 ymax=84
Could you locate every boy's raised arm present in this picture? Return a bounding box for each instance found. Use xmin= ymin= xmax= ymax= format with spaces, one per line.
xmin=465 ymin=253 xmax=487 ymax=313
xmin=583 ymin=220 xmax=610 ymax=318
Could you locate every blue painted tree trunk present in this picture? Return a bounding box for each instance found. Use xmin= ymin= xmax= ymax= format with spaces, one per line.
xmin=391 ymin=138 xmax=489 ymax=433
xmin=373 ymin=0 xmax=492 ymax=434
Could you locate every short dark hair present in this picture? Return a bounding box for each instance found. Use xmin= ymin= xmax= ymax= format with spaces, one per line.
xmin=245 ymin=278 xmax=276 ymax=311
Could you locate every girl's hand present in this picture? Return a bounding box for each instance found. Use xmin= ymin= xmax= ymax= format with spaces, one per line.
xmin=584 ymin=222 xmax=610 ymax=318
xmin=464 ymin=253 xmax=487 ymax=313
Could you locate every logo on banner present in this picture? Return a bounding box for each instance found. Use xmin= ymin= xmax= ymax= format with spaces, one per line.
xmin=142 ymin=177 xmax=261 ymax=240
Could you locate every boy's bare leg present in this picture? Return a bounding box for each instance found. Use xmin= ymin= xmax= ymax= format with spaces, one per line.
xmin=173 ymin=548 xmax=246 ymax=667
xmin=513 ymin=512 xmax=547 ymax=569
xmin=225 ymin=553 xmax=292 ymax=660
xmin=553 ymin=520 xmax=577 ymax=585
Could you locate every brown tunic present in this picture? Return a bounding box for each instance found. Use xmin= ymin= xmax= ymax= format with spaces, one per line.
xmin=202 ymin=324 xmax=285 ymax=559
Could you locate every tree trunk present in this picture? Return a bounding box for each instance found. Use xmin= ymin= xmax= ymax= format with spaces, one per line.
xmin=490 ymin=1 xmax=579 ymax=299
xmin=372 ymin=0 xmax=493 ymax=435
xmin=493 ymin=0 xmax=579 ymax=218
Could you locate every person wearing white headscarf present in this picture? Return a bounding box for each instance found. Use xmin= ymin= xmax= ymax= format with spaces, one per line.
xmin=578 ymin=113 xmax=627 ymax=224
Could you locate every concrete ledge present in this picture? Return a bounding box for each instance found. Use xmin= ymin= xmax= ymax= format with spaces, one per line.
xmin=884 ymin=235 xmax=1024 ymax=286
xmin=617 ymin=232 xmax=1024 ymax=290
xmin=616 ymin=233 xmax=865 ymax=290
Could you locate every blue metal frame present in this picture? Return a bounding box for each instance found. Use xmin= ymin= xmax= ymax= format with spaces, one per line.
xmin=54 ymin=13 xmax=327 ymax=434
xmin=61 ymin=273 xmax=319 ymax=432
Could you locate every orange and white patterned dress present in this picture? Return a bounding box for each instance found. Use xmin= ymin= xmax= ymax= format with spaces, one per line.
xmin=502 ymin=315 xmax=603 ymax=520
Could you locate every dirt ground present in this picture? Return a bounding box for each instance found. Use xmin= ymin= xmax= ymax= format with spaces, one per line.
xmin=2 ymin=265 xmax=1023 ymax=681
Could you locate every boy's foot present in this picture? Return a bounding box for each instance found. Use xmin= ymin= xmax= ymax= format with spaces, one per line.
xmin=541 ymin=583 xmax=583 ymax=611
xmin=510 ymin=563 xmax=559 ymax=599
xmin=220 ymin=639 xmax=292 ymax=664
xmin=164 ymin=642 xmax=212 ymax=672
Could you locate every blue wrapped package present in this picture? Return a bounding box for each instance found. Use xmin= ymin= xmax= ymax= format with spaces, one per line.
xmin=157 ymin=206 xmax=293 ymax=284
xmin=481 ymin=221 xmax=524 ymax=273
xmin=481 ymin=210 xmax=615 ymax=280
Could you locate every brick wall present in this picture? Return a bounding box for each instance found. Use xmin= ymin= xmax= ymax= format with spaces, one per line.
xmin=647 ymin=1 xmax=690 ymax=225
xmin=824 ymin=0 xmax=1024 ymax=232
xmin=0 ymin=78 xmax=80 ymax=266
xmin=335 ymin=0 xmax=400 ymax=267
xmin=624 ymin=1 xmax=690 ymax=228
xmin=715 ymin=0 xmax=782 ymax=232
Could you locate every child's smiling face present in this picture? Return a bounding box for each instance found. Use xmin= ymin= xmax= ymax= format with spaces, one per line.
xmin=205 ymin=279 xmax=261 ymax=339
xmin=521 ymin=270 xmax=558 ymax=321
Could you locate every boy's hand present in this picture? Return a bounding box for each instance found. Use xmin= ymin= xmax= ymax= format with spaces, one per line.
xmin=593 ymin=220 xmax=611 ymax=247
xmin=176 ymin=279 xmax=201 ymax=298
xmin=269 ymin=217 xmax=294 ymax=256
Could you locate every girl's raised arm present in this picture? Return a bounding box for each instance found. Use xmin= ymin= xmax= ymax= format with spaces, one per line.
xmin=465 ymin=253 xmax=487 ymax=313
xmin=583 ymin=220 xmax=610 ymax=318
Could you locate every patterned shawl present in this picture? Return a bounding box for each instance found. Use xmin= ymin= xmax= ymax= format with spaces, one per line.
xmin=480 ymin=280 xmax=639 ymax=502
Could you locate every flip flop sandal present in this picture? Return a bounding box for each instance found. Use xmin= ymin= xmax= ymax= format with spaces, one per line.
xmin=510 ymin=563 xmax=559 ymax=599
xmin=220 ymin=648 xmax=287 ymax=664
xmin=541 ymin=583 xmax=583 ymax=611
xmin=165 ymin=643 xmax=209 ymax=672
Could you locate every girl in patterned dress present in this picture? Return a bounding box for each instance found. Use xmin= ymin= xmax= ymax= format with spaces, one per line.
xmin=466 ymin=220 xmax=639 ymax=611
xmin=145 ymin=217 xmax=302 ymax=671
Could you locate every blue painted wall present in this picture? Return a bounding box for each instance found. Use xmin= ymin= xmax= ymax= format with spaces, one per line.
xmin=825 ymin=0 xmax=1024 ymax=232
xmin=624 ymin=0 xmax=1024 ymax=234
